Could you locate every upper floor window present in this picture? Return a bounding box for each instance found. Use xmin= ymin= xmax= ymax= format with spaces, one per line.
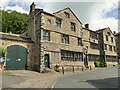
xmin=90 ymin=32 xmax=97 ymax=40
xmin=111 ymin=37 xmax=113 ymax=43
xmin=56 ymin=18 xmax=61 ymax=28
xmin=64 ymin=12 xmax=70 ymax=18
xmin=36 ymin=33 xmax=41 ymax=42
xmin=107 ymin=32 xmax=110 ymax=36
xmin=109 ymin=45 xmax=112 ymax=51
xmin=106 ymin=35 xmax=108 ymax=41
xmin=35 ymin=20 xmax=37 ymax=24
xmin=43 ymin=30 xmax=50 ymax=41
xmin=90 ymin=42 xmax=99 ymax=50
xmin=78 ymin=38 xmax=83 ymax=46
xmin=61 ymin=34 xmax=69 ymax=44
xmin=48 ymin=19 xmax=51 ymax=24
xmin=71 ymin=22 xmax=76 ymax=32
xmin=114 ymin=46 xmax=116 ymax=52
xmin=104 ymin=44 xmax=107 ymax=50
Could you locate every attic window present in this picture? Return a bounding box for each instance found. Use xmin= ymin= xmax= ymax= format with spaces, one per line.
xmin=64 ymin=12 xmax=70 ymax=18
xmin=48 ymin=19 xmax=51 ymax=24
xmin=107 ymin=32 xmax=110 ymax=36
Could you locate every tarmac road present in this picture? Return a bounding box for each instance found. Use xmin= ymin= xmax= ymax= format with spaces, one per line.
xmin=49 ymin=66 xmax=119 ymax=89
xmin=2 ymin=74 xmax=28 ymax=88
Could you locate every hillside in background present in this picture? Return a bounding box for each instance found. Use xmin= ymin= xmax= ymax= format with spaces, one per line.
xmin=1 ymin=10 xmax=29 ymax=34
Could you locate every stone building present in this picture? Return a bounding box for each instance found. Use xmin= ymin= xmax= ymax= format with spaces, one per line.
xmin=114 ymin=32 xmax=120 ymax=63
xmin=82 ymin=26 xmax=100 ymax=63
xmin=96 ymin=28 xmax=117 ymax=62
xmin=22 ymin=2 xmax=117 ymax=72
xmin=1 ymin=2 xmax=118 ymax=72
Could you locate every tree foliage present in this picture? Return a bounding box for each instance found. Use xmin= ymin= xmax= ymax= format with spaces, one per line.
xmin=2 ymin=10 xmax=29 ymax=34
xmin=0 ymin=47 xmax=7 ymax=57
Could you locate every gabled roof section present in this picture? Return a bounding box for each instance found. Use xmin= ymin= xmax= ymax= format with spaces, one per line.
xmin=54 ymin=7 xmax=82 ymax=25
xmin=96 ymin=27 xmax=114 ymax=35
xmin=96 ymin=27 xmax=109 ymax=33
xmin=82 ymin=27 xmax=97 ymax=33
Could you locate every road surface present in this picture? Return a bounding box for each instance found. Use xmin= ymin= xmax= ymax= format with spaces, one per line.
xmin=49 ymin=66 xmax=119 ymax=89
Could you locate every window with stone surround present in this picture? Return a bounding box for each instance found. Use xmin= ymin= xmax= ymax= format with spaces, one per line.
xmin=43 ymin=30 xmax=50 ymax=41
xmin=56 ymin=18 xmax=61 ymax=28
xmin=111 ymin=37 xmax=113 ymax=43
xmin=90 ymin=32 xmax=97 ymax=40
xmin=90 ymin=42 xmax=99 ymax=50
xmin=36 ymin=33 xmax=41 ymax=42
xmin=61 ymin=50 xmax=83 ymax=61
xmin=48 ymin=19 xmax=51 ymax=24
xmin=104 ymin=44 xmax=107 ymax=50
xmin=106 ymin=35 xmax=108 ymax=41
xmin=114 ymin=46 xmax=116 ymax=52
xmin=71 ymin=22 xmax=76 ymax=32
xmin=78 ymin=38 xmax=83 ymax=46
xmin=61 ymin=34 xmax=69 ymax=44
xmin=64 ymin=12 xmax=70 ymax=18
xmin=109 ymin=45 xmax=112 ymax=51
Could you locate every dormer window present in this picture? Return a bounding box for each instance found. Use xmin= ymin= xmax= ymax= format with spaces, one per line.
xmin=64 ymin=12 xmax=70 ymax=18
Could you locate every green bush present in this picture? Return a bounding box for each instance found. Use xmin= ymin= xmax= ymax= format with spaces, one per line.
xmin=99 ymin=62 xmax=104 ymax=67
xmin=0 ymin=47 xmax=7 ymax=57
xmin=103 ymin=62 xmax=107 ymax=67
xmin=94 ymin=62 xmax=99 ymax=67
xmin=94 ymin=62 xmax=107 ymax=67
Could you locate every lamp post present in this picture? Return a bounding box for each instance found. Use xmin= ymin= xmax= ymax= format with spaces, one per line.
xmin=82 ymin=46 xmax=88 ymax=67
xmin=104 ymin=50 xmax=106 ymax=62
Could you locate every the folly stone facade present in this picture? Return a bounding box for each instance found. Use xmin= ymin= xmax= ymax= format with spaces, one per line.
xmin=114 ymin=32 xmax=120 ymax=63
xmin=1 ymin=2 xmax=118 ymax=72
xmin=22 ymin=2 xmax=118 ymax=72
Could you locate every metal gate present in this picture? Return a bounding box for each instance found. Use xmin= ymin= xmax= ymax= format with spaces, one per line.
xmin=6 ymin=45 xmax=27 ymax=70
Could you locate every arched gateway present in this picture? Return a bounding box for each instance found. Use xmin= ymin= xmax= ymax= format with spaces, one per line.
xmin=6 ymin=45 xmax=27 ymax=70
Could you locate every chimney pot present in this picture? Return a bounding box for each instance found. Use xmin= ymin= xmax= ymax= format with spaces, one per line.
xmin=85 ymin=24 xmax=89 ymax=29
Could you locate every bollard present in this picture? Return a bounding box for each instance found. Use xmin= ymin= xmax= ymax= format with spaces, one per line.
xmin=90 ymin=65 xmax=92 ymax=70
xmin=62 ymin=67 xmax=64 ymax=74
xmin=73 ymin=66 xmax=74 ymax=73
xmin=82 ymin=66 xmax=84 ymax=71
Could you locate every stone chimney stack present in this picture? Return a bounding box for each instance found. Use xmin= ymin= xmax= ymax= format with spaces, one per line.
xmin=113 ymin=31 xmax=116 ymax=34
xmin=30 ymin=2 xmax=35 ymax=17
xmin=85 ymin=24 xmax=89 ymax=29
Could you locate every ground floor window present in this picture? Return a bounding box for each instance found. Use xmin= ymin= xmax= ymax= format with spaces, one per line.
xmin=106 ymin=55 xmax=117 ymax=62
xmin=88 ymin=54 xmax=100 ymax=62
xmin=61 ymin=50 xmax=83 ymax=61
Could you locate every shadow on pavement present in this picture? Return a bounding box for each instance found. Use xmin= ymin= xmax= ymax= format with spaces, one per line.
xmin=87 ymin=77 xmax=120 ymax=89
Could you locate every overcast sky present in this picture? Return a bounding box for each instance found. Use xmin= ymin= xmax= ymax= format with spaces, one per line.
xmin=0 ymin=0 xmax=119 ymax=32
